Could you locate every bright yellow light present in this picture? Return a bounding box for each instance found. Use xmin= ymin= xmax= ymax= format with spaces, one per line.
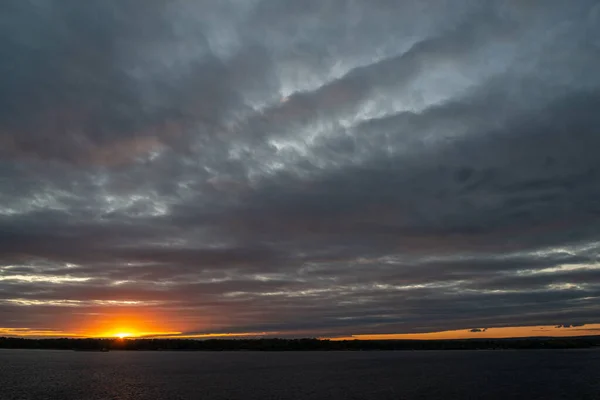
xmin=115 ymin=332 xmax=133 ymax=339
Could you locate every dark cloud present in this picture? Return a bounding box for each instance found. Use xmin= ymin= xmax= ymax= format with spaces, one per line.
xmin=1 ymin=0 xmax=600 ymax=337
xmin=469 ymin=328 xmax=487 ymax=333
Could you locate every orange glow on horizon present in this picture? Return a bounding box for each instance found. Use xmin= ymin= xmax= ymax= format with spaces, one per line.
xmin=73 ymin=311 xmax=187 ymax=338
xmin=2 ymin=322 xmax=599 ymax=340
xmin=0 ymin=327 xmax=86 ymax=338
xmin=330 ymin=324 xmax=600 ymax=341
xmin=151 ymin=332 xmax=271 ymax=339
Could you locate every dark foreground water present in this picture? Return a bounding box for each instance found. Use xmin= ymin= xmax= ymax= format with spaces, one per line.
xmin=1 ymin=349 xmax=599 ymax=400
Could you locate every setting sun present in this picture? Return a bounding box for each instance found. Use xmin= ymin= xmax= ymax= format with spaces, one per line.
xmin=115 ymin=332 xmax=133 ymax=339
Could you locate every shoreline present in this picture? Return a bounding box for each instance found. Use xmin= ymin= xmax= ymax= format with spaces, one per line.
xmin=1 ymin=336 xmax=599 ymax=352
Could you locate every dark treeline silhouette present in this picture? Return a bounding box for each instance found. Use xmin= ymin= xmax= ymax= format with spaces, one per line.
xmin=1 ymin=336 xmax=599 ymax=351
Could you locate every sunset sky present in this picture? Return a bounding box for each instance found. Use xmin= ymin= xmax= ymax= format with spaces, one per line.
xmin=1 ymin=0 xmax=600 ymax=340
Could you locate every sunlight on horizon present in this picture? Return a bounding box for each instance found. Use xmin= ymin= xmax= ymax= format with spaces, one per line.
xmin=115 ymin=332 xmax=133 ymax=339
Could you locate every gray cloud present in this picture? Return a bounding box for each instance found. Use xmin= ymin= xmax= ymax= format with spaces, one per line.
xmin=469 ymin=328 xmax=487 ymax=333
xmin=555 ymin=324 xmax=585 ymax=329
xmin=1 ymin=0 xmax=600 ymax=337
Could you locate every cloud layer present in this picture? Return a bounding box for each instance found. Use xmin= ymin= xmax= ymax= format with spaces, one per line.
xmin=1 ymin=0 xmax=600 ymax=337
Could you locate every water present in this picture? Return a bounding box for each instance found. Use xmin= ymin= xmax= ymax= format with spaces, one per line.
xmin=1 ymin=349 xmax=599 ymax=399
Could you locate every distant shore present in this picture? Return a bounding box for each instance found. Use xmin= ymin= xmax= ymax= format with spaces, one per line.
xmin=1 ymin=336 xmax=599 ymax=352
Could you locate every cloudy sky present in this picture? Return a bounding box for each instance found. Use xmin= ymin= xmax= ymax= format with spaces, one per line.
xmin=1 ymin=0 xmax=600 ymax=339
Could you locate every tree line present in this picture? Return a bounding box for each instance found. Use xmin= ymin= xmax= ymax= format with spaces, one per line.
xmin=1 ymin=336 xmax=599 ymax=351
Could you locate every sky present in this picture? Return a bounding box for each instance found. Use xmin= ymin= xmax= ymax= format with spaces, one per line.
xmin=1 ymin=0 xmax=600 ymax=339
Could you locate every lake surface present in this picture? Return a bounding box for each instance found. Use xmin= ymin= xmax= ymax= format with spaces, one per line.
xmin=1 ymin=349 xmax=599 ymax=399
